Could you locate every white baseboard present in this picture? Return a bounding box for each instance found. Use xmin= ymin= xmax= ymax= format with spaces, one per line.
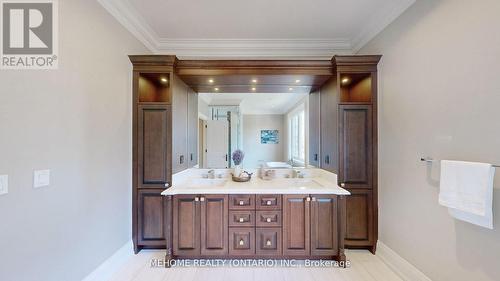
xmin=82 ymin=240 xmax=134 ymax=281
xmin=377 ymin=241 xmax=432 ymax=281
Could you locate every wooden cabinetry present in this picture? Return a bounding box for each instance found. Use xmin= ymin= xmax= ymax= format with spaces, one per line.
xmin=320 ymin=77 xmax=340 ymax=172
xmin=173 ymin=194 xmax=228 ymax=257
xmin=310 ymin=195 xmax=340 ymax=256
xmin=130 ymin=55 xmax=176 ymax=253
xmin=200 ymin=195 xmax=228 ymax=255
xmin=334 ymin=55 xmax=380 ymax=253
xmin=171 ymin=193 xmax=345 ymax=260
xmin=173 ymin=195 xmax=200 ymax=256
xmin=309 ymin=89 xmax=321 ymax=167
xmin=283 ymin=195 xmax=310 ymax=256
xmin=138 ymin=104 xmax=172 ymax=189
xmin=137 ymin=189 xmax=167 ymax=246
xmin=345 ymin=189 xmax=374 ymax=247
xmin=187 ymin=87 xmax=198 ymax=167
xmin=338 ymin=104 xmax=373 ymax=189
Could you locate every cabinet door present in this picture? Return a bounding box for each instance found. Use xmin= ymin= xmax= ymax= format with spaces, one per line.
xmin=310 ymin=195 xmax=338 ymax=256
xmin=172 ymin=75 xmax=188 ymax=173
xmin=309 ymin=90 xmax=321 ymax=167
xmin=137 ymin=189 xmax=166 ymax=246
xmin=187 ymin=88 xmax=198 ymax=168
xmin=345 ymin=189 xmax=374 ymax=247
xmin=173 ymin=195 xmax=200 ymax=256
xmin=320 ymin=78 xmax=339 ymax=172
xmin=338 ymin=104 xmax=373 ymax=189
xmin=283 ymin=195 xmax=310 ymax=256
xmin=138 ymin=104 xmax=172 ymax=189
xmin=200 ymin=195 xmax=228 ymax=256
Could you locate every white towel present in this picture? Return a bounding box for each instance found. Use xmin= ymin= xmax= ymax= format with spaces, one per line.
xmin=439 ymin=160 xmax=495 ymax=229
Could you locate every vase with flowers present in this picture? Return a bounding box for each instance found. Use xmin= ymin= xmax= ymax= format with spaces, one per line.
xmin=232 ymin=149 xmax=245 ymax=177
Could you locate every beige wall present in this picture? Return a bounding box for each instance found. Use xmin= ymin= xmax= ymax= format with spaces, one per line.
xmin=242 ymin=115 xmax=285 ymax=168
xmin=0 ymin=1 xmax=148 ymax=281
xmin=359 ymin=1 xmax=500 ymax=280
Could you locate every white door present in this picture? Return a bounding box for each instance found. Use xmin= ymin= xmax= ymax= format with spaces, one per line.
xmin=206 ymin=120 xmax=229 ymax=168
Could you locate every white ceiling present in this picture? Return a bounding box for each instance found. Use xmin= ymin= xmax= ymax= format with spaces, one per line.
xmin=98 ymin=0 xmax=415 ymax=58
xmin=199 ymin=92 xmax=308 ymax=115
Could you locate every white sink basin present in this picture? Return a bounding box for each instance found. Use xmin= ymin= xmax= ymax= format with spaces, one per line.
xmin=272 ymin=178 xmax=323 ymax=188
xmin=187 ymin=178 xmax=228 ymax=188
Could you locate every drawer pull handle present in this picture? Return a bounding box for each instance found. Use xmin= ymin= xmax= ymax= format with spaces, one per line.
xmin=239 ymin=217 xmax=244 ymax=223
xmin=266 ymin=240 xmax=272 ymax=246
xmin=194 ymin=197 xmax=199 ymax=202
xmin=200 ymin=197 xmax=205 ymax=202
xmin=266 ymin=217 xmax=272 ymax=223
xmin=306 ymin=197 xmax=311 ymax=202
xmin=266 ymin=200 xmax=272 ymax=205
xmin=239 ymin=239 xmax=245 ymax=246
xmin=239 ymin=200 xmax=244 ymax=205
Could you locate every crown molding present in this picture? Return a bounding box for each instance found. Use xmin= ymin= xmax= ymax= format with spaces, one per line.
xmin=156 ymin=38 xmax=352 ymax=60
xmin=98 ymin=0 xmax=415 ymax=58
xmin=97 ymin=0 xmax=159 ymax=51
xmin=351 ymin=0 xmax=416 ymax=53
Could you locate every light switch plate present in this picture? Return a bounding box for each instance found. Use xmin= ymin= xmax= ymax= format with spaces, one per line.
xmin=34 ymin=170 xmax=50 ymax=188
xmin=0 ymin=175 xmax=8 ymax=195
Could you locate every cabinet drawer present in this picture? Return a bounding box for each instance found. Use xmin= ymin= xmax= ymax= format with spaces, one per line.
xmin=256 ymin=227 xmax=282 ymax=256
xmin=229 ymin=228 xmax=255 ymax=256
xmin=229 ymin=211 xmax=255 ymax=227
xmin=229 ymin=194 xmax=255 ymax=210
xmin=256 ymin=211 xmax=281 ymax=227
xmin=256 ymin=194 xmax=281 ymax=210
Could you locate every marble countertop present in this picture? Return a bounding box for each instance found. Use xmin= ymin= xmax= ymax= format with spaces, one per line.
xmin=161 ymin=169 xmax=350 ymax=196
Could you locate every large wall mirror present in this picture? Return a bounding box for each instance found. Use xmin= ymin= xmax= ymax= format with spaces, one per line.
xmin=170 ymin=61 xmax=332 ymax=172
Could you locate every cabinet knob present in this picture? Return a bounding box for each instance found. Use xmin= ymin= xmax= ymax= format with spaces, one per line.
xmin=239 ymin=200 xmax=244 ymax=205
xmin=266 ymin=200 xmax=272 ymax=205
xmin=239 ymin=217 xmax=244 ymax=223
xmin=306 ymin=197 xmax=311 ymax=202
xmin=200 ymin=197 xmax=205 ymax=202
xmin=239 ymin=239 xmax=245 ymax=246
xmin=266 ymin=217 xmax=272 ymax=223
xmin=266 ymin=240 xmax=272 ymax=246
xmin=164 ymin=182 xmax=171 ymax=188
xmin=194 ymin=197 xmax=199 ymax=202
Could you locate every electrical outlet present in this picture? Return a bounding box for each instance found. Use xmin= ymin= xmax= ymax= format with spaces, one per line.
xmin=0 ymin=175 xmax=8 ymax=195
xmin=34 ymin=170 xmax=50 ymax=188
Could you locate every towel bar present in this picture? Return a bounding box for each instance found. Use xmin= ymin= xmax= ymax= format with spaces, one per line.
xmin=420 ymin=157 xmax=500 ymax=168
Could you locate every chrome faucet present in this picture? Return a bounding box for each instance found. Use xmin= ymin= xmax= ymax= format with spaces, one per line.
xmin=207 ymin=169 xmax=215 ymax=179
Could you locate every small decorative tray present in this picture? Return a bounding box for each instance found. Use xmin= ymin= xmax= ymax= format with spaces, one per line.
xmin=231 ymin=171 xmax=253 ymax=182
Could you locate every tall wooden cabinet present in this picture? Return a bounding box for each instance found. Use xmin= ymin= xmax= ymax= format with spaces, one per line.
xmin=335 ymin=56 xmax=380 ymax=253
xmin=130 ymin=56 xmax=176 ymax=253
xmin=315 ymin=56 xmax=380 ymax=253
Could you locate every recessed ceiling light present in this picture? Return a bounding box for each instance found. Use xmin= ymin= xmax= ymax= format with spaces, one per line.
xmin=251 ymin=87 xmax=256 ymax=91
xmin=214 ymin=87 xmax=219 ymax=91
xmin=208 ymin=79 xmax=214 ymax=83
xmin=341 ymin=77 xmax=350 ymax=84
xmin=251 ymin=79 xmax=258 ymax=83
xmin=295 ymin=79 xmax=301 ymax=83
xmin=160 ymin=77 xmax=168 ymax=83
xmin=289 ymin=87 xmax=293 ymax=91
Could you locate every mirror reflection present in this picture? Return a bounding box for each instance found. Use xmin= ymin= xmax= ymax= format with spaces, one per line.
xmin=197 ymin=92 xmax=309 ymax=169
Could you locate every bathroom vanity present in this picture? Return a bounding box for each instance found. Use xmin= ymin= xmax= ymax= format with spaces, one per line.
xmin=129 ymin=55 xmax=380 ymax=257
xmin=161 ymin=169 xmax=349 ymax=263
